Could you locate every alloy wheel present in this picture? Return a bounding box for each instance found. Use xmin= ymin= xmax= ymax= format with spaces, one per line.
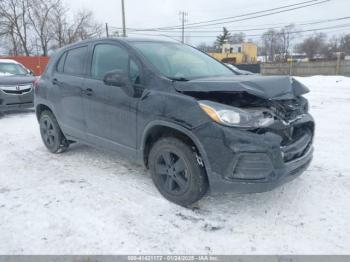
xmin=41 ymin=118 xmax=56 ymax=147
xmin=155 ymin=151 xmax=190 ymax=195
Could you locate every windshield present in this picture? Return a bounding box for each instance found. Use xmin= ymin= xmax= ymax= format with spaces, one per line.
xmin=131 ymin=42 xmax=234 ymax=80
xmin=0 ymin=63 xmax=28 ymax=76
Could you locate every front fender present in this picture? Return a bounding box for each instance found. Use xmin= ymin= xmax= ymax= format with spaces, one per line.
xmin=138 ymin=120 xmax=215 ymax=185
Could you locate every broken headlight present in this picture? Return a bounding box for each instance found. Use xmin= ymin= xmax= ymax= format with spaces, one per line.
xmin=199 ymin=100 xmax=274 ymax=128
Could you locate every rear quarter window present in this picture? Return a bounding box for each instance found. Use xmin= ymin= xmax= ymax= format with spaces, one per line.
xmin=56 ymin=52 xmax=67 ymax=73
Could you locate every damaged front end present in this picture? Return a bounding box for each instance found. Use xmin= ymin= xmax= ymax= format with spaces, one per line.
xmin=175 ymin=76 xmax=314 ymax=193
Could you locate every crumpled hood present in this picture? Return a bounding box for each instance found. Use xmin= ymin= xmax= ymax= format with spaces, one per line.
xmin=174 ymin=75 xmax=309 ymax=100
xmin=0 ymin=75 xmax=36 ymax=86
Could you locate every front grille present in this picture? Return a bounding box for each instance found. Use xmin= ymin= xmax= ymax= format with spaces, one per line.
xmin=0 ymin=84 xmax=33 ymax=95
xmin=3 ymin=88 xmax=32 ymax=95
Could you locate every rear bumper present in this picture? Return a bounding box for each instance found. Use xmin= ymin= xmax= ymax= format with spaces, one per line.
xmin=193 ymin=114 xmax=314 ymax=194
xmin=0 ymin=88 xmax=34 ymax=111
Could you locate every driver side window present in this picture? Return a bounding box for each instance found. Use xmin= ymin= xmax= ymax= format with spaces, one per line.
xmin=91 ymin=43 xmax=140 ymax=84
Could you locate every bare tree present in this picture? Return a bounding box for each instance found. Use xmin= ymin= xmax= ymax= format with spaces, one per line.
xmin=1 ymin=0 xmax=102 ymax=55
xmin=340 ymin=34 xmax=350 ymax=55
xmin=279 ymin=24 xmax=299 ymax=60
xmin=8 ymin=24 xmax=23 ymax=55
xmin=0 ymin=23 xmax=22 ymax=55
xmin=321 ymin=35 xmax=341 ymax=59
xmin=0 ymin=0 xmax=32 ymax=56
xmin=51 ymin=8 xmax=103 ymax=48
xmin=260 ymin=29 xmax=283 ymax=62
xmin=64 ymin=10 xmax=102 ymax=45
xmin=0 ymin=12 xmax=7 ymax=37
xmin=296 ymin=33 xmax=326 ymax=60
xmin=230 ymin=32 xmax=245 ymax=44
xmin=27 ymin=0 xmax=60 ymax=56
xmin=51 ymin=0 xmax=69 ymax=49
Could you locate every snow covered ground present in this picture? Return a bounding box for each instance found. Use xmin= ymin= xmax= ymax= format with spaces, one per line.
xmin=0 ymin=76 xmax=350 ymax=254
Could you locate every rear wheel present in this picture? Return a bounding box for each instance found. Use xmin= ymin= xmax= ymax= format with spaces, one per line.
xmin=39 ymin=110 xmax=69 ymax=153
xmin=149 ymin=137 xmax=208 ymax=206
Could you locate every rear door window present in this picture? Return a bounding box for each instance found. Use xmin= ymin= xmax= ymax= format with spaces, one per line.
xmin=63 ymin=46 xmax=88 ymax=76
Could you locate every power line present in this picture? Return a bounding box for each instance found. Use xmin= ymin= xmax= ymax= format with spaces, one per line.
xmin=126 ymin=22 xmax=350 ymax=39
xmin=174 ymin=0 xmax=330 ymax=29
xmin=113 ymin=0 xmax=329 ymax=31
xmin=163 ymin=0 xmax=325 ymax=29
xmin=115 ymin=16 xmax=350 ymax=34
xmin=111 ymin=18 xmax=321 ymax=31
xmin=109 ymin=0 xmax=339 ymax=43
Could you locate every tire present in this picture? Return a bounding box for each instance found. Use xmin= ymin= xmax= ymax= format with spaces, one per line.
xmin=39 ymin=110 xmax=69 ymax=153
xmin=149 ymin=137 xmax=208 ymax=206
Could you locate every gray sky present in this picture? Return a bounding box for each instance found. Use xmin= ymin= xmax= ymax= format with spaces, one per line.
xmin=67 ymin=0 xmax=350 ymax=45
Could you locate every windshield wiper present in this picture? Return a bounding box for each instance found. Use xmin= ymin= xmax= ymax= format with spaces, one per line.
xmin=168 ymin=77 xmax=190 ymax=82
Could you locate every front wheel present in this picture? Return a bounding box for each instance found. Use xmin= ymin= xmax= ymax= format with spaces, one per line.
xmin=149 ymin=137 xmax=208 ymax=206
xmin=39 ymin=110 xmax=69 ymax=153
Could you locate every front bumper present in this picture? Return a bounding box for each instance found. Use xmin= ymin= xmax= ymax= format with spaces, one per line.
xmin=0 ymin=87 xmax=34 ymax=111
xmin=209 ymin=146 xmax=313 ymax=193
xmin=193 ymin=114 xmax=314 ymax=194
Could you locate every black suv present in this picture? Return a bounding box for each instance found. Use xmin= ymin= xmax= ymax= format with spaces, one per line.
xmin=35 ymin=38 xmax=314 ymax=206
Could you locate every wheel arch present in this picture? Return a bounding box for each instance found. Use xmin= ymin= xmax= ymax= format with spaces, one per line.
xmin=140 ymin=121 xmax=213 ymax=181
xmin=36 ymin=103 xmax=53 ymax=121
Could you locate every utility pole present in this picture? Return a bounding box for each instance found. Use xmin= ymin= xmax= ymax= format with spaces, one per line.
xmin=179 ymin=11 xmax=188 ymax=44
xmin=105 ymin=23 xmax=109 ymax=37
xmin=121 ymin=0 xmax=126 ymax=37
xmin=336 ymin=52 xmax=342 ymax=75
xmin=289 ymin=48 xmax=294 ymax=76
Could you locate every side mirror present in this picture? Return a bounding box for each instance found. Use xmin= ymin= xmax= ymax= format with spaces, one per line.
xmin=103 ymin=70 xmax=135 ymax=97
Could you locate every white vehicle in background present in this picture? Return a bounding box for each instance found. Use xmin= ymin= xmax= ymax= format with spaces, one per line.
xmin=0 ymin=59 xmax=36 ymax=112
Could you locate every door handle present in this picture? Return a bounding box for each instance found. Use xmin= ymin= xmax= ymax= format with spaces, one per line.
xmin=52 ymin=78 xmax=61 ymax=86
xmin=84 ymin=88 xmax=94 ymax=96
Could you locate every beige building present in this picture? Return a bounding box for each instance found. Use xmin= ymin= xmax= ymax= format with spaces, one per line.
xmin=209 ymin=42 xmax=258 ymax=64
